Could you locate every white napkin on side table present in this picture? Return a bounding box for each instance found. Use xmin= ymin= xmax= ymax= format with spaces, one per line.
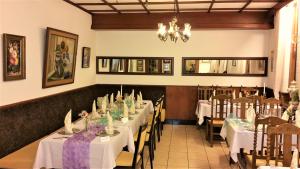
xmin=139 ymin=91 xmax=143 ymax=102
xmin=239 ymin=92 xmax=243 ymax=98
xmin=232 ymin=90 xmax=236 ymax=100
xmin=64 ymin=110 xmax=73 ymax=134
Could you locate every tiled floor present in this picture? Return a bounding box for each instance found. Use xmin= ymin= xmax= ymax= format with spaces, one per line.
xmin=143 ymin=124 xmax=239 ymax=169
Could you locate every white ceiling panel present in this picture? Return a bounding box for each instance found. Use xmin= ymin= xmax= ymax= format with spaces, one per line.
xmin=213 ymin=2 xmax=246 ymax=8
xmin=71 ymin=0 xmax=103 ymax=3
xmin=247 ymin=2 xmax=277 ymax=8
xmin=211 ymin=9 xmax=239 ymax=12
xmin=105 ymin=0 xmax=139 ymax=2
xmin=179 ymin=3 xmax=211 ymax=9
xmin=115 ymin=5 xmax=144 ymax=9
xmin=81 ymin=5 xmax=113 ymax=10
xmin=147 ymin=4 xmax=175 ymax=9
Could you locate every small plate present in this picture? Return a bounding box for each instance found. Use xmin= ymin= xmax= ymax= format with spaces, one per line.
xmin=58 ymin=128 xmax=80 ymax=135
xmin=96 ymin=130 xmax=120 ymax=137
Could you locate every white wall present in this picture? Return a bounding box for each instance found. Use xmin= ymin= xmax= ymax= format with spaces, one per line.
xmin=0 ymin=0 xmax=96 ymax=106
xmin=95 ymin=30 xmax=270 ymax=86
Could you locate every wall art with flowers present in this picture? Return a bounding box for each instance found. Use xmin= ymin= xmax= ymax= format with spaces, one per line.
xmin=3 ymin=34 xmax=26 ymax=81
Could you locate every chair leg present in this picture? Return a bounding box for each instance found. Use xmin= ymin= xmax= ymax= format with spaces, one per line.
xmin=210 ymin=126 xmax=213 ymax=147
xmin=141 ymin=149 xmax=145 ymax=169
xmin=149 ymin=143 xmax=153 ymax=169
xmin=206 ymin=122 xmax=209 ymax=140
xmin=153 ymin=130 xmax=156 ymax=150
xmin=156 ymin=123 xmax=160 ymax=142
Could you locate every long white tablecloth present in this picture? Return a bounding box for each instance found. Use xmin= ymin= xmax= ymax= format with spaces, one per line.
xmin=33 ymin=100 xmax=154 ymax=169
xmin=258 ymin=166 xmax=300 ymax=169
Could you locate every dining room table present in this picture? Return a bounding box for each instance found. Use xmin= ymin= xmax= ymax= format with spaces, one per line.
xmin=33 ymin=100 xmax=154 ymax=169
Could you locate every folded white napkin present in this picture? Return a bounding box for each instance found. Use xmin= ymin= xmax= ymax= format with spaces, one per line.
xmin=130 ymin=99 xmax=135 ymax=114
xmin=64 ymin=110 xmax=73 ymax=134
xmin=130 ymin=89 xmax=135 ymax=100
xmin=239 ymin=92 xmax=243 ymax=98
xmin=255 ymin=90 xmax=259 ymax=96
xmin=139 ymin=91 xmax=143 ymax=102
xmin=136 ymin=95 xmax=141 ymax=109
xmin=110 ymin=93 xmax=114 ymax=106
xmin=116 ymin=91 xmax=121 ymax=99
xmin=232 ymin=90 xmax=236 ymax=100
xmin=102 ymin=100 xmax=107 ymax=113
xmin=106 ymin=111 xmax=113 ymax=134
xmin=290 ymin=148 xmax=298 ymax=169
xmin=123 ymin=103 xmax=129 ymax=118
xmin=246 ymin=105 xmax=255 ymax=123
xmin=97 ymin=97 xmax=103 ymax=109
xmin=91 ymin=100 xmax=100 ymax=118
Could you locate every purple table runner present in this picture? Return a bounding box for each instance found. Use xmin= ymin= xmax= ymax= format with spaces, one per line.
xmin=63 ymin=125 xmax=104 ymax=169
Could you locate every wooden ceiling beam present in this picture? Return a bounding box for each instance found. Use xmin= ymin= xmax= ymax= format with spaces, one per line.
xmin=89 ymin=8 xmax=269 ymax=13
xmin=101 ymin=0 xmax=121 ymax=14
xmin=208 ymin=0 xmax=215 ymax=13
xmin=77 ymin=0 xmax=279 ymax=6
xmin=92 ymin=12 xmax=274 ymax=29
xmin=267 ymin=0 xmax=293 ymax=17
xmin=63 ymin=0 xmax=93 ymax=15
xmin=138 ymin=0 xmax=150 ymax=14
xmin=239 ymin=0 xmax=252 ymax=13
xmin=175 ymin=0 xmax=180 ymax=13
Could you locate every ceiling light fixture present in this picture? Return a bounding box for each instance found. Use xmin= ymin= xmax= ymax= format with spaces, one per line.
xmin=157 ymin=17 xmax=191 ymax=43
xmin=157 ymin=2 xmax=191 ymax=43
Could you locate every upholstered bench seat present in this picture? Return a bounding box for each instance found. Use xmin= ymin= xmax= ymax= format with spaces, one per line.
xmin=0 ymin=139 xmax=42 ymax=169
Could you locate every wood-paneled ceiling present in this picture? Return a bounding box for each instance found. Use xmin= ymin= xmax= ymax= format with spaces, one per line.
xmin=63 ymin=0 xmax=292 ymax=29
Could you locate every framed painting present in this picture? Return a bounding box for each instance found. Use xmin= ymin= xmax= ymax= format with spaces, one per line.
xmin=3 ymin=34 xmax=26 ymax=81
xmin=110 ymin=59 xmax=120 ymax=72
xmin=82 ymin=47 xmax=90 ymax=68
xmin=136 ymin=59 xmax=144 ymax=72
xmin=42 ymin=27 xmax=78 ymax=88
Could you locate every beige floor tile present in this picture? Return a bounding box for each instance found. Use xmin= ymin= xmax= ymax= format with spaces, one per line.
xmin=188 ymin=159 xmax=210 ymax=168
xmin=146 ymin=164 xmax=167 ymax=169
xmin=168 ymin=152 xmax=188 ymax=159
xmin=169 ymin=146 xmax=188 ymax=153
xmin=168 ymin=158 xmax=189 ymax=167
xmin=187 ymin=152 xmax=207 ymax=160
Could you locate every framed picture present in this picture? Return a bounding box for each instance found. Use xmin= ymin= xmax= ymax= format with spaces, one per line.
xmin=232 ymin=60 xmax=237 ymax=66
xmin=82 ymin=47 xmax=90 ymax=68
xmin=3 ymin=34 xmax=26 ymax=81
xmin=163 ymin=59 xmax=171 ymax=73
xmin=149 ymin=59 xmax=159 ymax=73
xmin=42 ymin=27 xmax=78 ymax=88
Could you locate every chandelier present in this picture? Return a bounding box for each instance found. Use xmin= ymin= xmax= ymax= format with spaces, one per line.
xmin=157 ymin=17 xmax=191 ymax=43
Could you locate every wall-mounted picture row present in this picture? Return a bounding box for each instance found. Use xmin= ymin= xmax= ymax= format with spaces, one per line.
xmin=3 ymin=34 xmax=26 ymax=81
xmin=96 ymin=56 xmax=174 ymax=76
xmin=3 ymin=28 xmax=92 ymax=88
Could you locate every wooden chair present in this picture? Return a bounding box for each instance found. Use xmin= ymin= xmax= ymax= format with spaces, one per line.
xmin=241 ymin=86 xmax=258 ymax=97
xmin=261 ymin=98 xmax=281 ymax=117
xmin=247 ymin=95 xmax=264 ymax=115
xmin=267 ymin=123 xmax=300 ymax=167
xmin=245 ymin=116 xmax=288 ymax=169
xmin=216 ymin=86 xmax=234 ymax=96
xmin=197 ymin=85 xmax=214 ymax=100
xmin=206 ymin=94 xmax=232 ymax=147
xmin=116 ymin=124 xmax=148 ymax=169
xmin=231 ymin=97 xmax=255 ymax=119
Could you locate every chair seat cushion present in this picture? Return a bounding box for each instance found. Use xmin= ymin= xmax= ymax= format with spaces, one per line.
xmin=116 ymin=151 xmax=141 ymax=167
xmin=245 ymin=154 xmax=283 ymax=168
xmin=207 ymin=119 xmax=224 ymax=126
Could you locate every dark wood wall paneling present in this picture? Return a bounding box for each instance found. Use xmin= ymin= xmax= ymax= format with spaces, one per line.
xmin=0 ymin=84 xmax=274 ymax=158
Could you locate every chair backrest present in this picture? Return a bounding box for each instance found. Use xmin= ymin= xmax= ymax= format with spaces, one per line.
xmin=252 ymin=116 xmax=288 ymax=169
xmin=231 ymin=97 xmax=255 ymax=119
xmin=247 ymin=95 xmax=264 ymax=114
xmin=215 ymin=86 xmax=233 ymax=96
xmin=211 ymin=94 xmax=232 ymax=120
xmin=241 ymin=86 xmax=258 ymax=97
xmin=132 ymin=124 xmax=148 ymax=167
xmin=267 ymin=123 xmax=300 ymax=167
xmin=197 ymin=85 xmax=214 ymax=100
xmin=262 ymin=98 xmax=281 ymax=117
